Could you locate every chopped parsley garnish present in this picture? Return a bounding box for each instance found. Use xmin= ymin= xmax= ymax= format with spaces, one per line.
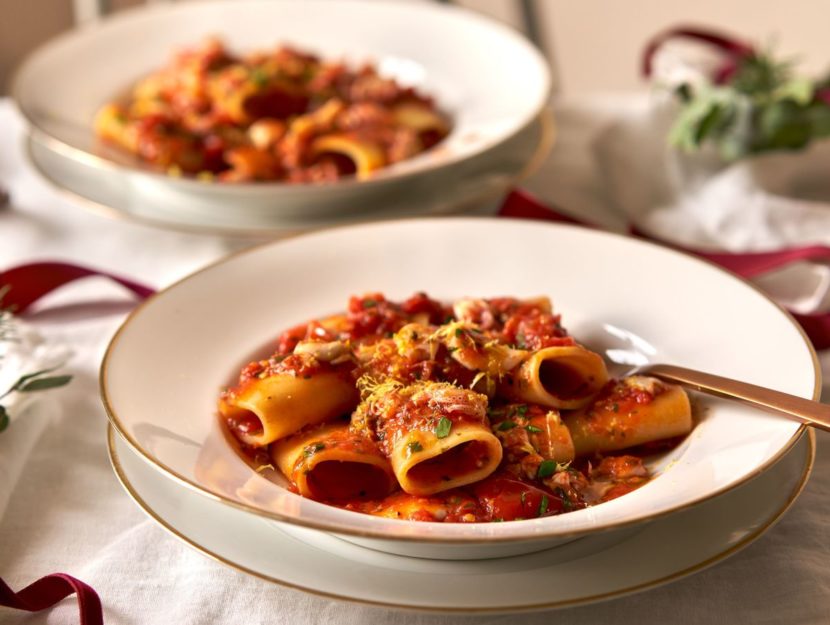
xmin=362 ymin=299 xmax=378 ymax=309
xmin=435 ymin=416 xmax=452 ymax=438
xmin=497 ymin=420 xmax=517 ymax=431
xmin=525 ymin=425 xmax=542 ymax=433
xmin=516 ymin=404 xmax=528 ymax=417
xmin=454 ymin=328 xmax=463 ymax=337
xmin=303 ymin=442 xmax=326 ymax=457
xmin=537 ymin=459 xmax=556 ymax=479
xmin=250 ymin=68 xmax=269 ymax=87
xmin=611 ymin=402 xmax=620 ymax=413
xmin=538 ymin=495 xmax=549 ymax=517
xmin=407 ymin=441 xmax=424 ymax=455
xmin=555 ymin=487 xmax=573 ymax=511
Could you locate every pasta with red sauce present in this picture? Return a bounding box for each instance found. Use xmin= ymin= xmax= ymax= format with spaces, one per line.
xmin=219 ymin=293 xmax=693 ymax=522
xmin=95 ymin=39 xmax=450 ymax=183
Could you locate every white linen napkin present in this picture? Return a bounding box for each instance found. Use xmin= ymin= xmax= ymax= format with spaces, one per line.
xmin=593 ymin=95 xmax=830 ymax=253
xmin=0 ymin=319 xmax=69 ymax=519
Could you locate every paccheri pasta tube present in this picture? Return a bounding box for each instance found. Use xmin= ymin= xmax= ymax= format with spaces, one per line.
xmin=94 ymin=39 xmax=451 ymax=183
xmin=563 ymin=376 xmax=692 ymax=456
xmin=501 ymin=345 xmax=610 ymax=410
xmin=219 ymin=353 xmax=358 ymax=447
xmin=352 ymin=380 xmax=503 ymax=496
xmin=490 ymin=404 xmax=575 ymax=471
xmin=272 ymin=422 xmax=396 ymax=500
xmin=219 ymin=292 xmax=694 ymax=523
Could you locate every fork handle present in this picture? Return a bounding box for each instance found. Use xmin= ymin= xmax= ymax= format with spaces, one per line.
xmin=642 ymin=364 xmax=830 ymax=432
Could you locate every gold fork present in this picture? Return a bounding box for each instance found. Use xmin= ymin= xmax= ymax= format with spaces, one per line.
xmin=640 ymin=364 xmax=830 ymax=432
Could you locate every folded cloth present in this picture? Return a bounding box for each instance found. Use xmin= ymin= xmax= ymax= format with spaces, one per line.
xmin=594 ymin=96 xmax=830 ymax=252
xmin=591 ymin=26 xmax=830 ymax=254
xmin=0 ymin=318 xmax=69 ymax=519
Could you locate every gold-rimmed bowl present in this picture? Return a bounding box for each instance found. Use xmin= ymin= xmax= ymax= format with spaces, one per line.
xmin=13 ymin=0 xmax=552 ymax=231
xmin=100 ymin=218 xmax=818 ymax=559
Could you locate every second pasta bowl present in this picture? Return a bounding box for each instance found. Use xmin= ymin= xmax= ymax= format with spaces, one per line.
xmin=14 ymin=0 xmax=551 ymax=227
xmin=101 ymin=219 xmax=817 ymax=559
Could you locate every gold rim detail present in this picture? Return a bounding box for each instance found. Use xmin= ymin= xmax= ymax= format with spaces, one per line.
xmin=99 ymin=217 xmax=819 ymax=543
xmin=107 ymin=424 xmax=815 ymax=613
xmin=23 ymin=108 xmax=553 ymax=238
xmin=11 ymin=0 xmax=553 ymax=194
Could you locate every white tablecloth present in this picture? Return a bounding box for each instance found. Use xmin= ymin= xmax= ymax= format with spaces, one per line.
xmin=1 ymin=97 xmax=829 ymax=624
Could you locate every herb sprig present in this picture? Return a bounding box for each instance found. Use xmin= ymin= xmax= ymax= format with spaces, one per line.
xmin=669 ymin=49 xmax=830 ymax=160
xmin=0 ymin=292 xmax=72 ymax=432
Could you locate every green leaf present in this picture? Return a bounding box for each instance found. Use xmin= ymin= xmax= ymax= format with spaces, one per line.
xmin=8 ymin=365 xmax=63 ymax=393
xmin=19 ymin=375 xmax=73 ymax=392
xmin=538 ymin=494 xmax=549 ymax=517
xmin=537 ymin=459 xmax=556 ymax=479
xmin=807 ymin=103 xmax=830 ymax=138
xmin=497 ymin=420 xmax=516 ymax=431
xmin=757 ymin=100 xmax=812 ymax=150
xmin=407 ymin=441 xmax=423 ymax=456
xmin=435 ymin=416 xmax=452 ymax=439
xmin=775 ymin=77 xmax=814 ymax=105
xmin=250 ymin=68 xmax=269 ymax=88
xmin=731 ymin=52 xmax=792 ymax=95
xmin=675 ymin=83 xmax=693 ymax=103
xmin=668 ymin=87 xmax=737 ymax=152
xmin=693 ymin=103 xmax=726 ymax=145
xmin=0 ymin=405 xmax=8 ymax=432
xmin=667 ymin=48 xmax=830 ymax=159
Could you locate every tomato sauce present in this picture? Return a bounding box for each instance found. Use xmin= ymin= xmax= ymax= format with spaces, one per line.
xmin=221 ymin=292 xmax=688 ymax=523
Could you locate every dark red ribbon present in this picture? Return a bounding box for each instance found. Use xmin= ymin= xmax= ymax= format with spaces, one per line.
xmin=4 ymin=220 xmax=830 ymax=349
xmin=0 ymin=573 xmax=103 ymax=625
xmin=0 ymin=262 xmax=155 ymax=313
xmin=499 ymin=188 xmax=830 ymax=350
xmin=641 ymin=25 xmax=755 ymax=84
xmin=0 ymin=262 xmax=152 ymax=624
xmin=0 ymin=193 xmax=828 ymax=624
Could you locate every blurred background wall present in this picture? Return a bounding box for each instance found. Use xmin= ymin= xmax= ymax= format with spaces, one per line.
xmin=1 ymin=0 xmax=828 ymax=96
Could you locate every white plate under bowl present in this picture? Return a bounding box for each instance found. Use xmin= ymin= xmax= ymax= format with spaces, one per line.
xmin=24 ymin=111 xmax=551 ymax=237
xmin=13 ymin=0 xmax=551 ymax=221
xmin=110 ymin=425 xmax=814 ymax=612
xmin=100 ymin=218 xmax=819 ymax=559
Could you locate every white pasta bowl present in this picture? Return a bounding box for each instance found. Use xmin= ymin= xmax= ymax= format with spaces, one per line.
xmin=13 ymin=0 xmax=551 ymax=226
xmin=101 ymin=219 xmax=818 ymax=559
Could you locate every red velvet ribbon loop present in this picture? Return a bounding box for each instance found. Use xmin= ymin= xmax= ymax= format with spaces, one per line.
xmin=0 ymin=262 xmax=155 ymax=313
xmin=0 ymin=195 xmax=827 ymax=625
xmin=0 ymin=573 xmax=103 ymax=625
xmin=641 ymin=25 xmax=756 ymax=82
